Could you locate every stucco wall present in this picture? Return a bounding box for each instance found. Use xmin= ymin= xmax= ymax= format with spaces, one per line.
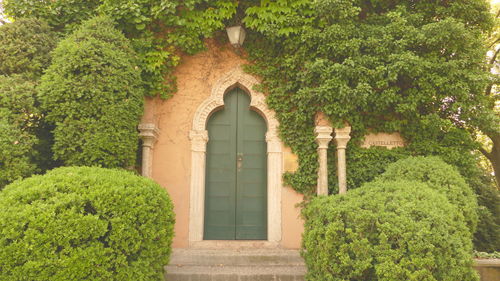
xmin=142 ymin=40 xmax=304 ymax=248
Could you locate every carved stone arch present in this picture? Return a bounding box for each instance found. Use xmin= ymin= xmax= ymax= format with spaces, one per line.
xmin=192 ymin=67 xmax=279 ymax=134
xmin=189 ymin=66 xmax=283 ymax=245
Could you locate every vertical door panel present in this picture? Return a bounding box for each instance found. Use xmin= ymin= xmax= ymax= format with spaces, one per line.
xmin=204 ymin=91 xmax=238 ymax=240
xmin=235 ymin=90 xmax=267 ymax=240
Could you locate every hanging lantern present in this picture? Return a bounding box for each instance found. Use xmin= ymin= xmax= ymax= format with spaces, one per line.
xmin=226 ymin=26 xmax=246 ymax=48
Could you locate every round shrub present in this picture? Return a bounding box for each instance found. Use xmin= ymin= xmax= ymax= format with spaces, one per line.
xmin=0 ymin=167 xmax=175 ymax=281
xmin=376 ymin=156 xmax=478 ymax=234
xmin=38 ymin=15 xmax=143 ymax=168
xmin=302 ymin=181 xmax=478 ymax=281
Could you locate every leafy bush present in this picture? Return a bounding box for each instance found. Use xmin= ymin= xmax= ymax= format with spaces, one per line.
xmin=0 ymin=109 xmax=37 ymax=188
xmin=0 ymin=75 xmax=42 ymax=188
xmin=339 ymin=145 xmax=410 ymax=192
xmin=474 ymin=251 xmax=500 ymax=259
xmin=376 ymin=156 xmax=478 ymax=234
xmin=302 ymin=181 xmax=478 ymax=281
xmin=0 ymin=19 xmax=58 ymax=188
xmin=0 ymin=166 xmax=175 ymax=281
xmin=0 ymin=18 xmax=58 ymax=77
xmin=38 ymin=16 xmax=144 ymax=168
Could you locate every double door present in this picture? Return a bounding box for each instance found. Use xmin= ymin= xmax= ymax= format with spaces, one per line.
xmin=204 ymin=88 xmax=267 ymax=240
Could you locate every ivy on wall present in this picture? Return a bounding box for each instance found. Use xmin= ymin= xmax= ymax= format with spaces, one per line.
xmin=243 ymin=0 xmax=494 ymax=193
xmin=242 ymin=0 xmax=499 ymax=251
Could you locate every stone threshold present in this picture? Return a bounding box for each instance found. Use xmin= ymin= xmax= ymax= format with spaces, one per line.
xmin=189 ymin=240 xmax=281 ymax=249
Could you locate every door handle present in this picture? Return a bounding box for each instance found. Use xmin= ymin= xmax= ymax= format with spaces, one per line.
xmin=237 ymin=154 xmax=243 ymax=172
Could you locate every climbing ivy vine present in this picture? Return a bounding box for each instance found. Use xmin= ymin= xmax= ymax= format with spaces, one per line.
xmin=242 ymin=0 xmax=499 ymax=251
xmin=243 ymin=0 xmax=494 ymax=193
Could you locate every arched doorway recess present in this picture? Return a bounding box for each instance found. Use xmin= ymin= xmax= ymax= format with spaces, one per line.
xmin=189 ymin=67 xmax=283 ymax=245
xmin=204 ymin=88 xmax=267 ymax=240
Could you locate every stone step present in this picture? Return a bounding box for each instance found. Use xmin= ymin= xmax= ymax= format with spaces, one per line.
xmin=168 ymin=249 xmax=305 ymax=266
xmin=165 ymin=249 xmax=306 ymax=281
xmin=165 ymin=265 xmax=306 ymax=281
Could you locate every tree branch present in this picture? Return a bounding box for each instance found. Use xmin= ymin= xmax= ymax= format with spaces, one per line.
xmin=489 ymin=37 xmax=500 ymax=48
xmin=479 ymin=146 xmax=493 ymax=161
xmin=489 ymin=47 xmax=500 ymax=66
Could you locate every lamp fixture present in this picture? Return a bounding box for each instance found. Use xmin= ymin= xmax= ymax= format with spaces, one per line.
xmin=226 ymin=25 xmax=246 ymax=48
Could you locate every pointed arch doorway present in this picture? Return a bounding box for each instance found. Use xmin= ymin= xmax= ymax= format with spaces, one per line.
xmin=189 ymin=67 xmax=282 ymax=246
xmin=204 ymin=88 xmax=267 ymax=240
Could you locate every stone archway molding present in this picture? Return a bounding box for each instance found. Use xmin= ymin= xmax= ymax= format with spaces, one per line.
xmin=189 ymin=66 xmax=283 ymax=245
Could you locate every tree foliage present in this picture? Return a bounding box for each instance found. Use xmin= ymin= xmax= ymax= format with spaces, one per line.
xmin=2 ymin=0 xmax=100 ymax=32
xmin=38 ymin=16 xmax=143 ymax=168
xmin=0 ymin=166 xmax=175 ymax=281
xmin=3 ymin=0 xmax=237 ymax=98
xmin=0 ymin=18 xmax=58 ymax=77
xmin=475 ymin=3 xmax=500 ymax=187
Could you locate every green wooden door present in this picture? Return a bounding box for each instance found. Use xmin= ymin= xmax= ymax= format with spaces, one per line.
xmin=204 ymin=88 xmax=267 ymax=240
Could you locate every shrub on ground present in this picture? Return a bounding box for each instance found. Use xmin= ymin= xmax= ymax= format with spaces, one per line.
xmin=0 ymin=167 xmax=175 ymax=281
xmin=38 ymin=15 xmax=143 ymax=168
xmin=302 ymin=181 xmax=478 ymax=281
xmin=376 ymin=156 xmax=478 ymax=234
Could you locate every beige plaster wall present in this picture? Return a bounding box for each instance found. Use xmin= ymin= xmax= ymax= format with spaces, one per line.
xmin=281 ymin=146 xmax=304 ymax=249
xmin=142 ymin=40 xmax=304 ymax=249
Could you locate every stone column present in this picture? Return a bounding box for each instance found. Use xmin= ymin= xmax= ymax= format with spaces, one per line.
xmin=188 ymin=129 xmax=209 ymax=243
xmin=266 ymin=131 xmax=283 ymax=242
xmin=315 ymin=126 xmax=333 ymax=196
xmin=334 ymin=126 xmax=351 ymax=194
xmin=138 ymin=123 xmax=160 ymax=178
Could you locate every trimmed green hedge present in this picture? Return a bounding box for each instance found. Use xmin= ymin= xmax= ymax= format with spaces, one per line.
xmin=302 ymin=180 xmax=478 ymax=281
xmin=376 ymin=156 xmax=479 ymax=234
xmin=38 ymin=15 xmax=143 ymax=168
xmin=0 ymin=167 xmax=175 ymax=281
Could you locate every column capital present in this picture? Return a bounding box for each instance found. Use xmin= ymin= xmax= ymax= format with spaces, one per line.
xmin=138 ymin=123 xmax=160 ymax=147
xmin=266 ymin=131 xmax=282 ymax=153
xmin=314 ymin=126 xmax=333 ymax=149
xmin=334 ymin=126 xmax=351 ymax=149
xmin=189 ymin=130 xmax=209 ymax=152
